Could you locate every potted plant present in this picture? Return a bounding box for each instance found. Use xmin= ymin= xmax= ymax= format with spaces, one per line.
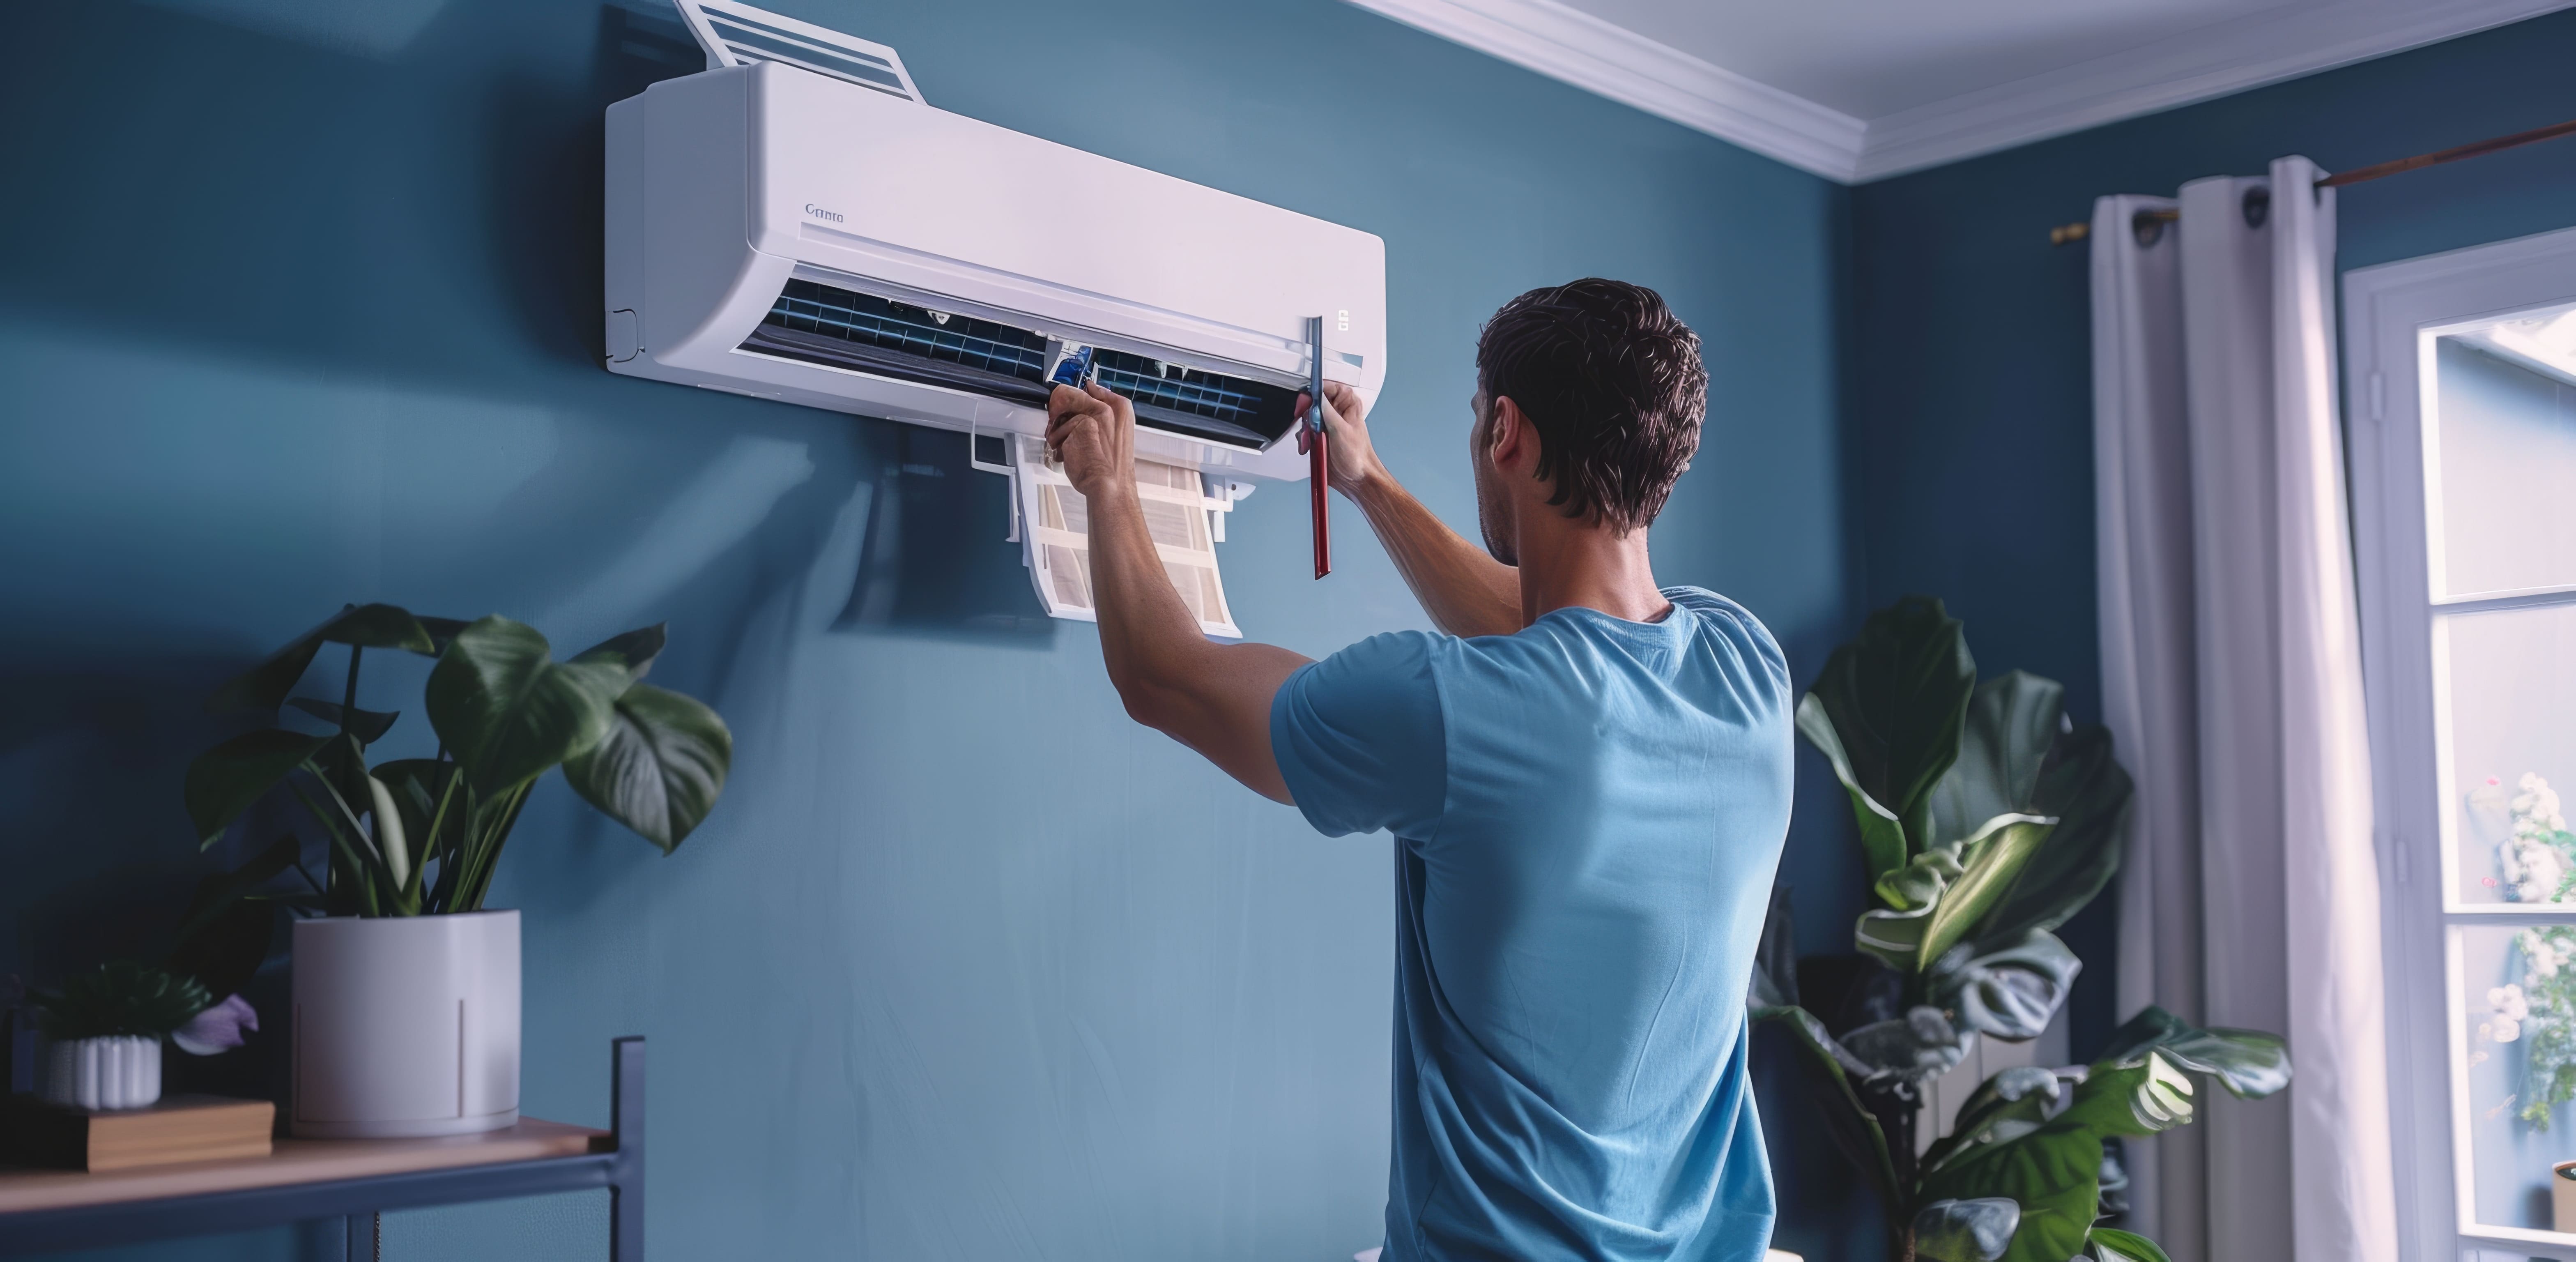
xmin=1754 ymin=597 xmax=2289 ymax=1261
xmin=185 ymin=604 xmax=729 ymax=1137
xmin=28 ymin=963 xmax=214 ymax=1110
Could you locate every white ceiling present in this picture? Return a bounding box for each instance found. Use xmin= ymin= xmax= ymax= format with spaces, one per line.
xmin=1346 ymin=0 xmax=2574 ymax=182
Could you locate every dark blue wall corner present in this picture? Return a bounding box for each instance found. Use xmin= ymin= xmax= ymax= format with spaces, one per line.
xmin=0 ymin=1 xmax=1853 ymax=1259
xmin=1845 ymin=9 xmax=2576 ymax=1064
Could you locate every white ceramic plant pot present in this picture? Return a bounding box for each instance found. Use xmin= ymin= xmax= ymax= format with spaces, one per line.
xmin=292 ymin=909 xmax=520 ymax=1138
xmin=43 ymin=1035 xmax=162 ymax=1110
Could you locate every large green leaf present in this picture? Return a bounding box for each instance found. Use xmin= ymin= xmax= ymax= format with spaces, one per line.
xmin=562 ymin=682 xmax=733 ymax=852
xmin=1924 ymin=1065 xmax=2079 ymax=1177
xmin=204 ymin=603 xmax=441 ymax=715
xmin=2061 ymin=1055 xmax=2194 ymax=1137
xmin=1979 ymin=725 xmax=2135 ymax=947
xmin=1873 ymin=843 xmax=1966 ymax=912
xmin=1803 ymin=596 xmax=1976 ymax=860
xmin=286 ymin=698 xmax=400 ymax=744
xmin=185 ymin=729 xmax=332 ymax=847
xmin=2095 ymin=1006 xmax=2291 ymax=1100
xmin=426 ymin=617 xmax=630 ymax=794
xmin=1917 ymin=814 xmax=2056 ymax=971
xmin=572 ymin=624 xmax=668 ymax=679
xmin=1928 ymin=672 xmax=2065 ymax=847
xmin=1842 ymin=1005 xmax=1974 ymax=1082
xmin=1857 ymin=901 xmax=1934 ymax=973
xmin=1927 ymin=930 xmax=2082 ymax=1041
xmin=1799 ymin=695 xmax=1912 ymax=887
xmin=1911 ymin=1198 xmax=2020 ymax=1262
xmin=1751 ymin=1004 xmax=1900 ymax=1209
xmin=1918 ymin=1055 xmax=2193 ymax=1262
xmin=2086 ymin=1227 xmax=2175 ymax=1262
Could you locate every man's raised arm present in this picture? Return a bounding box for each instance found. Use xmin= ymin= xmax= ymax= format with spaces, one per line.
xmin=1302 ymin=382 xmax=1524 ymax=638
xmin=1044 ymin=382 xmax=1311 ymax=803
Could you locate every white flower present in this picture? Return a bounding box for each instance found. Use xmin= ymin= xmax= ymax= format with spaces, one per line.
xmin=2494 ymin=984 xmax=2530 ymax=1023
xmin=2526 ymin=848 xmax=2567 ymax=902
xmin=2503 ymin=836 xmax=2568 ymax=902
xmin=2496 ymin=779 xmax=2576 ymax=901
xmin=2515 ymin=773 xmax=2567 ymax=834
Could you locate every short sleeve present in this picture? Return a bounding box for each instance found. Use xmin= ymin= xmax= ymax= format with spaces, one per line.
xmin=1269 ymin=631 xmax=1448 ymax=838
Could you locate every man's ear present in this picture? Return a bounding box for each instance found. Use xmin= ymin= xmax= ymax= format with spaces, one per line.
xmin=1489 ymin=396 xmax=1536 ymax=475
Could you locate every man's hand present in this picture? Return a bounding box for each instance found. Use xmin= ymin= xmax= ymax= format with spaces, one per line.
xmin=1294 ymin=380 xmax=1388 ymax=496
xmin=1304 ymin=381 xmax=1526 ymax=637
xmin=1046 ymin=382 xmax=1136 ymax=504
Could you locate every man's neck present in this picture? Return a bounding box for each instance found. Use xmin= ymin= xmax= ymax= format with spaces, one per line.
xmin=1512 ymin=518 xmax=1671 ymax=627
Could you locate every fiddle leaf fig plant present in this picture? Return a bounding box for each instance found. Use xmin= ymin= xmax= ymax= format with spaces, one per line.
xmin=184 ymin=604 xmax=730 ymax=917
xmin=1769 ymin=600 xmax=2129 ymax=1144
xmin=1752 ymin=596 xmax=2286 ymax=1262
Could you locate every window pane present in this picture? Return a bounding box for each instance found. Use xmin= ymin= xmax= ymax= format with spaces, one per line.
xmin=2444 ymin=605 xmax=2576 ymax=905
xmin=2428 ymin=312 xmax=2576 ymax=601
xmin=2459 ymin=921 xmax=2576 ymax=1235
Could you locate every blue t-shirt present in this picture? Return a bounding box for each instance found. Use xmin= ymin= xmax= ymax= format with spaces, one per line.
xmin=1270 ymin=586 xmax=1793 ymax=1262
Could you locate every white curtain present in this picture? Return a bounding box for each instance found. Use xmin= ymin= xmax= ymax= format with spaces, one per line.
xmin=2088 ymin=156 xmax=2396 ymax=1262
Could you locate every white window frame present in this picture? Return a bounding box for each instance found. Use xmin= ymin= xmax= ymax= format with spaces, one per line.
xmin=2346 ymin=223 xmax=2576 ymax=1262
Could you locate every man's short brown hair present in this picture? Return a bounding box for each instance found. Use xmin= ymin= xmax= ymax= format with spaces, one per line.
xmin=1474 ymin=279 xmax=1707 ymax=533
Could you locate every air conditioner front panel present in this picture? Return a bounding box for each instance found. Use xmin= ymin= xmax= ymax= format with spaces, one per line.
xmin=744 ymin=62 xmax=1385 ymax=400
xmin=607 ymin=61 xmax=1383 ymax=484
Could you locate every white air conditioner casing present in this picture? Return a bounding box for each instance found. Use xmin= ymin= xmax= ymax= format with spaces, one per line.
xmin=604 ymin=60 xmax=1387 ymax=482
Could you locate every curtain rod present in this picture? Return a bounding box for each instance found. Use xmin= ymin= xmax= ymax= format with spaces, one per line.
xmin=2047 ymin=115 xmax=2576 ymax=245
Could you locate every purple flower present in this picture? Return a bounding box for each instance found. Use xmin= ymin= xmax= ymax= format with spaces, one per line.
xmin=172 ymin=993 xmax=259 ymax=1055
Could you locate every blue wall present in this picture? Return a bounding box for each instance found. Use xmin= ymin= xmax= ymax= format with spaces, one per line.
xmin=0 ymin=1 xmax=1856 ymax=1258
xmin=1846 ymin=9 xmax=2576 ymax=1065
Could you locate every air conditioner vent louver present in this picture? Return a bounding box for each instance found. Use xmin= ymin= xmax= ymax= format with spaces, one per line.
xmin=675 ymin=0 xmax=922 ymax=103
xmin=739 ymin=279 xmax=1058 ymax=407
xmin=1089 ymin=348 xmax=1273 ymax=429
xmin=770 ymin=280 xmax=1046 ymax=378
xmin=740 ymin=281 xmax=1301 ymax=451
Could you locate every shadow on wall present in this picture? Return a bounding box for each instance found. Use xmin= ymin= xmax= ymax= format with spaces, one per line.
xmin=838 ymin=428 xmax=1058 ymax=644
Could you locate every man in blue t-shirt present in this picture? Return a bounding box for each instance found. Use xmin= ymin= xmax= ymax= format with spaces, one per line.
xmin=1044 ymin=278 xmax=1792 ymax=1262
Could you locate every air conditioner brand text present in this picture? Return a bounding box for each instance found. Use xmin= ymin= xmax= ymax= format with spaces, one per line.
xmin=805 ymin=204 xmax=845 ymax=223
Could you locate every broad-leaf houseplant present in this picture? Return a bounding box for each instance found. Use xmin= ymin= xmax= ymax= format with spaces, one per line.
xmin=187 ymin=603 xmax=729 ymax=1135
xmin=1755 ymin=598 xmax=2288 ymax=1261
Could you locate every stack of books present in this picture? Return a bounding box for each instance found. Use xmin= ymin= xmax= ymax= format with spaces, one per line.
xmin=2 ymin=1094 xmax=274 ymax=1172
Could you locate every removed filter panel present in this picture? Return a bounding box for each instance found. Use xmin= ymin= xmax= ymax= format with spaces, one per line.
xmin=1011 ymin=437 xmax=1238 ymax=639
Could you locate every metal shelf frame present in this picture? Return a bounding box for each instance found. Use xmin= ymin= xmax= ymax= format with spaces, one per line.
xmin=0 ymin=1037 xmax=644 ymax=1261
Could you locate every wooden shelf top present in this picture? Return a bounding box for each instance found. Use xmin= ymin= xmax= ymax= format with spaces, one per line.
xmin=0 ymin=1118 xmax=609 ymax=1215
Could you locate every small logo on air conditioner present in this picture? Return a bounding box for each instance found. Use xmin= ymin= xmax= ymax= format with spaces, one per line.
xmin=805 ymin=204 xmax=845 ymax=223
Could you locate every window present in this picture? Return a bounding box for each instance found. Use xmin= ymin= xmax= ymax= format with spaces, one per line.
xmin=2348 ymin=226 xmax=2576 ymax=1261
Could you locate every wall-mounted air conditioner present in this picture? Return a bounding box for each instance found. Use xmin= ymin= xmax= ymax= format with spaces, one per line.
xmin=604 ymin=1 xmax=1387 ymax=635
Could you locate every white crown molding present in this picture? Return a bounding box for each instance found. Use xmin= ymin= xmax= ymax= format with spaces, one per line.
xmin=1345 ymin=0 xmax=2576 ymax=186
xmin=1341 ymin=0 xmax=1868 ymax=182
xmin=1852 ymin=0 xmax=2576 ymax=181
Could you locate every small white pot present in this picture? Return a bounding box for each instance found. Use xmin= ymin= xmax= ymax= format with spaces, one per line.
xmin=43 ymin=1035 xmax=162 ymax=1110
xmin=291 ymin=910 xmax=520 ymax=1139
